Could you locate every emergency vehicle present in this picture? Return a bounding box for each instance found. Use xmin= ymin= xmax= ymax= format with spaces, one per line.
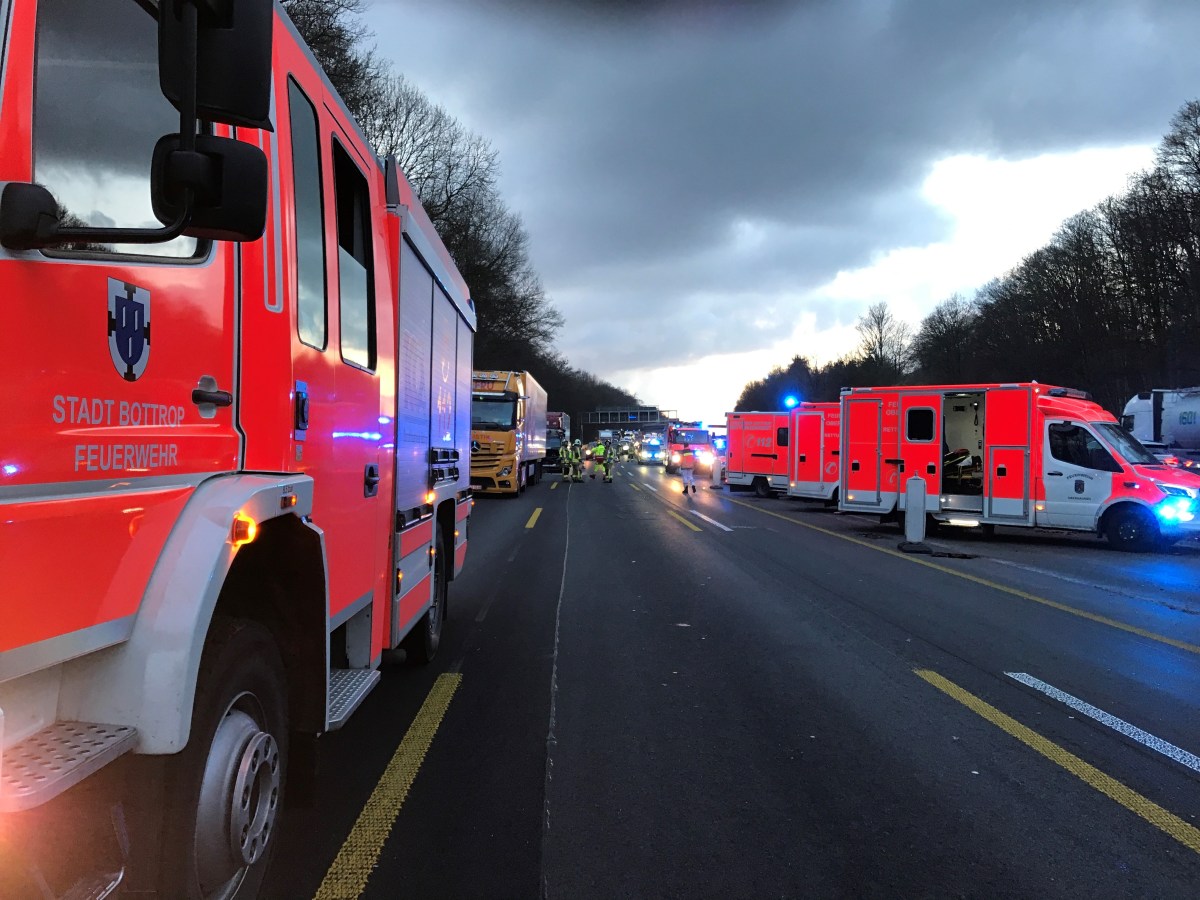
xmin=665 ymin=423 xmax=714 ymax=474
xmin=786 ymin=402 xmax=841 ymax=503
xmin=1 ymin=2 xmax=475 ymax=896
xmin=725 ymin=411 xmax=789 ymax=496
xmin=839 ymin=383 xmax=1200 ymax=550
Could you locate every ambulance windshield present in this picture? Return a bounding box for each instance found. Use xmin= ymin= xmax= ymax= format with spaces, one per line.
xmin=1094 ymin=422 xmax=1161 ymax=466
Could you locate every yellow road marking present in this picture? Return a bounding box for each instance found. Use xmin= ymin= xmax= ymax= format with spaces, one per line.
xmin=551 ymin=481 xmax=559 ymax=490
xmin=630 ymin=483 xmax=642 ymax=492
xmin=525 ymin=507 xmax=543 ymax=529
xmin=915 ymin=668 xmax=1200 ymax=855
xmin=314 ymin=673 xmax=463 ymax=899
xmin=667 ymin=509 xmax=702 ymax=532
xmin=724 ymin=495 xmax=1200 ymax=657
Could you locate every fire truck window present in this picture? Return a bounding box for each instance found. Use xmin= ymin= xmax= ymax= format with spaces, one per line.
xmin=1048 ymin=424 xmax=1122 ymax=472
xmin=333 ymin=141 xmax=376 ymax=370
xmin=288 ymin=80 xmax=326 ymax=350
xmin=906 ymin=408 xmax=935 ymax=442
xmin=33 ymin=0 xmax=199 ymax=257
xmin=776 ymin=427 xmax=789 ymax=447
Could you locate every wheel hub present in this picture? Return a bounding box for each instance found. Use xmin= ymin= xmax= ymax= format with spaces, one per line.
xmin=196 ymin=706 xmax=281 ymax=895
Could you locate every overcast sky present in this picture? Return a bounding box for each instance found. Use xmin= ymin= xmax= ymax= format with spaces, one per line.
xmin=367 ymin=0 xmax=1200 ymax=426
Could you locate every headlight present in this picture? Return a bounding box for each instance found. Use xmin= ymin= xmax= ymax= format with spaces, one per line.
xmin=1156 ymin=483 xmax=1199 ymax=499
xmin=671 ymin=453 xmax=681 ymax=463
xmin=1156 ymin=496 xmax=1196 ymax=523
xmin=498 ymin=466 xmax=512 ymax=477
xmin=698 ymin=451 xmax=714 ymax=465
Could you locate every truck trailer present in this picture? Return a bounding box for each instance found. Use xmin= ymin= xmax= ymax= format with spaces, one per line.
xmin=470 ymin=370 xmax=548 ymax=494
xmin=1122 ymin=388 xmax=1200 ymax=467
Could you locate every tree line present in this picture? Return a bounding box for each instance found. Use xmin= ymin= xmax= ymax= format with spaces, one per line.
xmin=738 ymin=100 xmax=1200 ymax=417
xmin=281 ymin=0 xmax=639 ymax=427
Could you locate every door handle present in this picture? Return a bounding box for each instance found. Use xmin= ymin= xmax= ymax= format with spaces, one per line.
xmin=926 ymin=464 xmax=936 ymax=475
xmin=1047 ymin=471 xmax=1063 ymax=477
xmin=191 ymin=388 xmax=232 ymax=407
xmin=799 ymin=454 xmax=806 ymax=462
xmin=364 ymin=463 xmax=381 ymax=498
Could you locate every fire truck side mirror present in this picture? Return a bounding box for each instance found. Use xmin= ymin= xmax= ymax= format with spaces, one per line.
xmin=159 ymin=0 xmax=275 ymax=130
xmin=151 ymin=134 xmax=268 ymax=241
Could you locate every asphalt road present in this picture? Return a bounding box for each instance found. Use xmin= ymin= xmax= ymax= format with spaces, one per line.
xmin=268 ymin=459 xmax=1200 ymax=899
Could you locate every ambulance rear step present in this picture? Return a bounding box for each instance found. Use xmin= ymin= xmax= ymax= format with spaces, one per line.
xmin=327 ymin=668 xmax=380 ymax=731
xmin=0 ymin=721 xmax=137 ymax=813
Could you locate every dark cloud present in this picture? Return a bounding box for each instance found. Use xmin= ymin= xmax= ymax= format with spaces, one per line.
xmin=369 ymin=0 xmax=1200 ymax=372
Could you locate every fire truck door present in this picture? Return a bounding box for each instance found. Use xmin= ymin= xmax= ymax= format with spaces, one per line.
xmin=898 ymin=393 xmax=941 ymax=511
xmin=842 ymin=399 xmax=883 ymax=508
xmin=4 ymin=0 xmax=240 ymax=659
xmin=286 ymin=85 xmax=384 ymax=626
xmin=983 ymin=387 xmax=1033 ymax=523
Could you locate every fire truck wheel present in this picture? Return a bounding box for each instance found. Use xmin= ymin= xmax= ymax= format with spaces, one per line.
xmin=161 ymin=618 xmax=287 ymax=900
xmin=753 ymin=478 xmax=771 ymax=499
xmin=1104 ymin=506 xmax=1161 ymax=552
xmin=405 ymin=531 xmax=447 ymax=664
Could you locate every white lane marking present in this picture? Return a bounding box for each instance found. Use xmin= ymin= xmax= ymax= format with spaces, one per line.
xmin=1006 ymin=672 xmax=1200 ymax=775
xmin=689 ymin=509 xmax=733 ymax=532
xmin=542 ymin=469 xmax=573 ymax=841
xmin=642 ymin=483 xmax=658 ymax=492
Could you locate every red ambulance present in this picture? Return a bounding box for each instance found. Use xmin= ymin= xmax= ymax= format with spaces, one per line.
xmin=1 ymin=2 xmax=474 ymax=895
xmin=725 ymin=411 xmax=790 ymax=496
xmin=786 ymin=402 xmax=841 ymax=503
xmin=838 ymin=383 xmax=1200 ymax=550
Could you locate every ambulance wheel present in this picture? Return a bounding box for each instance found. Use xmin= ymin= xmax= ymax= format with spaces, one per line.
xmin=1104 ymin=506 xmax=1161 ymax=552
xmin=160 ymin=618 xmax=287 ymax=900
xmin=753 ymin=478 xmax=771 ymax=498
xmin=405 ymin=531 xmax=447 ymax=663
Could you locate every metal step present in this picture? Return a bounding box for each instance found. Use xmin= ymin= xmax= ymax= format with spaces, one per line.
xmin=1 ymin=722 xmax=137 ymax=813
xmin=60 ymin=868 xmax=125 ymax=900
xmin=327 ymin=668 xmax=380 ymax=731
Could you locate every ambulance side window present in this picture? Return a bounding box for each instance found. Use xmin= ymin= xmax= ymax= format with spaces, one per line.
xmin=333 ymin=141 xmax=376 ymax=370
xmin=906 ymin=408 xmax=935 ymax=442
xmin=776 ymin=427 xmax=789 ymax=447
xmin=1048 ymin=424 xmax=1122 ymax=473
xmin=33 ymin=0 xmax=199 ymax=257
xmin=288 ymin=79 xmax=327 ymax=350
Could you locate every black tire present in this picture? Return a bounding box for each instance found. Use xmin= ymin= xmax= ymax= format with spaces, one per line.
xmin=1105 ymin=506 xmax=1161 ymax=552
xmin=160 ymin=619 xmax=288 ymax=900
xmin=404 ymin=530 xmax=447 ymax=663
xmin=980 ymin=523 xmax=996 ymax=539
xmin=753 ymin=478 xmax=771 ymax=499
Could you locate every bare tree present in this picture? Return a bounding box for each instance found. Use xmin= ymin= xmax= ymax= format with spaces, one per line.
xmin=854 ymin=301 xmax=912 ymax=381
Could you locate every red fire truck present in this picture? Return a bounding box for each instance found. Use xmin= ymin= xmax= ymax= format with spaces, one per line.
xmin=725 ymin=411 xmax=789 ymax=496
xmin=786 ymin=402 xmax=841 ymax=504
xmin=665 ymin=423 xmax=714 ymax=475
xmin=839 ymin=383 xmax=1200 ymax=550
xmin=0 ymin=2 xmax=474 ymax=895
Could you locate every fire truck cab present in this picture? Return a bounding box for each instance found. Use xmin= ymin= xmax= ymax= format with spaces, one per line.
xmin=786 ymin=402 xmax=840 ymax=504
xmin=665 ymin=423 xmax=713 ymax=475
xmin=839 ymin=383 xmax=1200 ymax=550
xmin=1 ymin=2 xmax=474 ymax=896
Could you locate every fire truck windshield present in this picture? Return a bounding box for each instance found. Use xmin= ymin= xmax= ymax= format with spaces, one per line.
xmin=472 ymin=395 xmax=517 ymax=431
xmin=1094 ymin=422 xmax=1162 ymax=466
xmin=671 ymin=428 xmax=710 ymax=445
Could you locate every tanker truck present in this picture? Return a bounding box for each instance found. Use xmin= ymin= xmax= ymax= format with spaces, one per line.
xmin=1122 ymin=388 xmax=1200 ymax=468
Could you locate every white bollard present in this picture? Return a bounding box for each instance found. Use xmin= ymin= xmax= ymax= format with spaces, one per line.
xmin=903 ymin=475 xmax=927 ymax=544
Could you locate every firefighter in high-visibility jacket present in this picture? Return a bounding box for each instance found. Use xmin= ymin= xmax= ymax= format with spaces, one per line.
xmin=600 ymin=440 xmax=614 ymax=482
xmin=590 ymin=440 xmax=608 ymax=480
xmin=569 ymin=439 xmax=585 ymax=482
